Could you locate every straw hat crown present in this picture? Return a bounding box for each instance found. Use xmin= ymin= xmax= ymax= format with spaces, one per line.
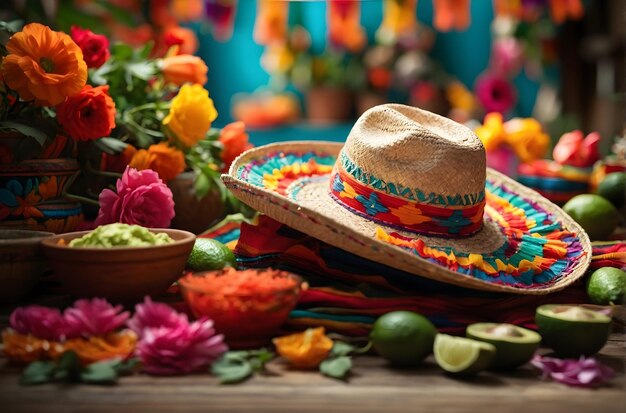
xmin=341 ymin=104 xmax=486 ymax=200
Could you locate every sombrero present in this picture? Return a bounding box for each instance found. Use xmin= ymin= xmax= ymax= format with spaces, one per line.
xmin=222 ymin=104 xmax=591 ymax=295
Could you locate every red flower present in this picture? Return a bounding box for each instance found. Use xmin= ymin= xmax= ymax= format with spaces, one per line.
xmin=218 ymin=122 xmax=253 ymax=172
xmin=70 ymin=26 xmax=110 ymax=68
xmin=57 ymin=85 xmax=116 ymax=141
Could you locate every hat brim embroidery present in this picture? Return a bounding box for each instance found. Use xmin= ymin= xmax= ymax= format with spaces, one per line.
xmin=224 ymin=141 xmax=592 ymax=295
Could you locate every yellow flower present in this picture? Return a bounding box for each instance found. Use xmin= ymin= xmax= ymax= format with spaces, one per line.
xmin=474 ymin=112 xmax=506 ymax=152
xmin=504 ymin=118 xmax=550 ymax=163
xmin=273 ymin=327 xmax=333 ymax=368
xmin=163 ymin=84 xmax=217 ymax=148
xmin=446 ymin=81 xmax=477 ymax=112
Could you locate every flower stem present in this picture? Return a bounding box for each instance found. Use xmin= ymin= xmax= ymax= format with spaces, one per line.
xmin=64 ymin=193 xmax=100 ymax=207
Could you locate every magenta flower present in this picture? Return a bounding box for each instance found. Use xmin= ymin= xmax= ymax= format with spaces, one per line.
xmin=475 ymin=73 xmax=517 ymax=114
xmin=135 ymin=318 xmax=228 ymax=375
xmin=9 ymin=306 xmax=67 ymax=341
xmin=127 ymin=296 xmax=189 ymax=338
xmin=531 ymin=355 xmax=615 ymax=388
xmin=95 ymin=166 xmax=175 ymax=228
xmin=64 ymin=298 xmax=130 ymax=338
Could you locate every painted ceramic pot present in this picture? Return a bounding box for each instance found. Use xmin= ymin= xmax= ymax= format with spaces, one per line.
xmin=0 ymin=158 xmax=83 ymax=233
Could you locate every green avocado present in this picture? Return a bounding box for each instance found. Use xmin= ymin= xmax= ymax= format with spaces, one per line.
xmin=535 ymin=304 xmax=612 ymax=358
xmin=466 ymin=323 xmax=541 ymax=370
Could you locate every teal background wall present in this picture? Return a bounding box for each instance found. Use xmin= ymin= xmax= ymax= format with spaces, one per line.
xmin=195 ymin=0 xmax=543 ymax=130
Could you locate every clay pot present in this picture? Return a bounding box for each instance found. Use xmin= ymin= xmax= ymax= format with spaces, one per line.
xmin=306 ymin=87 xmax=353 ymax=124
xmin=0 ymin=158 xmax=83 ymax=233
xmin=168 ymin=171 xmax=226 ymax=234
xmin=356 ymin=92 xmax=388 ymax=116
xmin=0 ymin=229 xmax=53 ymax=302
xmin=42 ymin=228 xmax=195 ymax=304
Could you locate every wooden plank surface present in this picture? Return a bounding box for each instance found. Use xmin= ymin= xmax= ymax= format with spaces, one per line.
xmin=0 ymin=332 xmax=624 ymax=413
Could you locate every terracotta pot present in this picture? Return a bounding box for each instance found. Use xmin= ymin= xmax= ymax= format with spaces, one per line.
xmin=0 ymin=158 xmax=83 ymax=233
xmin=306 ymin=87 xmax=353 ymax=124
xmin=42 ymin=228 xmax=195 ymax=304
xmin=356 ymin=92 xmax=388 ymax=116
xmin=0 ymin=229 xmax=53 ymax=303
xmin=168 ymin=171 xmax=226 ymax=234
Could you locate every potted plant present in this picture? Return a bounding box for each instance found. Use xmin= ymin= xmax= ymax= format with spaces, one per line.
xmin=0 ymin=21 xmax=252 ymax=234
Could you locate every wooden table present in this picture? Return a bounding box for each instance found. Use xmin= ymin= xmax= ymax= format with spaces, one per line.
xmin=0 ymin=331 xmax=624 ymax=413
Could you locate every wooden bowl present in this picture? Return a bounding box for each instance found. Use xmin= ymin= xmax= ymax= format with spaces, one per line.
xmin=0 ymin=230 xmax=54 ymax=302
xmin=42 ymin=228 xmax=195 ymax=303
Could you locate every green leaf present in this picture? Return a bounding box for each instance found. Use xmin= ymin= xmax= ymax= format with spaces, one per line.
xmin=81 ymin=361 xmax=119 ymax=384
xmin=20 ymin=361 xmax=55 ymax=386
xmin=0 ymin=20 xmax=24 ymax=34
xmin=111 ymin=43 xmax=134 ymax=61
xmin=94 ymin=137 xmax=128 ymax=155
xmin=114 ymin=358 xmax=140 ymax=376
xmin=329 ymin=341 xmax=356 ymax=358
xmin=319 ymin=356 xmax=352 ymax=380
xmin=56 ymin=351 xmax=82 ymax=382
xmin=0 ymin=121 xmax=49 ymax=147
xmin=128 ymin=62 xmax=156 ymax=81
xmin=95 ymin=0 xmax=135 ymax=26
xmin=194 ymin=172 xmax=211 ymax=199
xmin=211 ymin=359 xmax=253 ymax=384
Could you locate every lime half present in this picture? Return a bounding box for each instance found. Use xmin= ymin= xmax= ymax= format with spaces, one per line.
xmin=434 ymin=334 xmax=496 ymax=375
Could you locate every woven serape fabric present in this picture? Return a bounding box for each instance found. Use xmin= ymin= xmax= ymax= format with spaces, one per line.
xmin=200 ymin=214 xmax=625 ymax=336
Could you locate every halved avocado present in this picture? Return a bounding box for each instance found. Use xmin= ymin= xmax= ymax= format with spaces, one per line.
xmin=466 ymin=323 xmax=541 ymax=370
xmin=535 ymin=304 xmax=612 ymax=358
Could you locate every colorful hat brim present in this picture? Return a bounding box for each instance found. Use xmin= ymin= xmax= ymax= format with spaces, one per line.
xmin=222 ymin=141 xmax=592 ymax=295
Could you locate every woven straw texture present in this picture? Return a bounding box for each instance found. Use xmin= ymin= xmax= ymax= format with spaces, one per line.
xmin=222 ymin=106 xmax=592 ymax=295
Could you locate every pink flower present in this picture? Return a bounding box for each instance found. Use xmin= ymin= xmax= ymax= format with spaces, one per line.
xmin=475 ymin=73 xmax=517 ymax=114
xmin=531 ymin=355 xmax=615 ymax=388
xmin=70 ymin=26 xmax=110 ymax=68
xmin=64 ymin=298 xmax=130 ymax=338
xmin=127 ymin=296 xmax=189 ymax=338
xmin=95 ymin=167 xmax=175 ymax=228
xmin=9 ymin=306 xmax=67 ymax=341
xmin=490 ymin=38 xmax=524 ymax=77
xmin=135 ymin=318 xmax=227 ymax=375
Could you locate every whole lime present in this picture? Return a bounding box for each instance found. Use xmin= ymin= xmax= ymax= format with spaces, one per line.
xmin=562 ymin=194 xmax=618 ymax=240
xmin=186 ymin=238 xmax=236 ymax=271
xmin=370 ymin=311 xmax=437 ymax=366
xmin=586 ymin=267 xmax=626 ymax=305
xmin=597 ymin=172 xmax=626 ymax=209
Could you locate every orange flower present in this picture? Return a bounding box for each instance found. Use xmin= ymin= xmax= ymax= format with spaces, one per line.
xmin=254 ymin=0 xmax=288 ymax=45
xmin=63 ymin=331 xmax=137 ymax=365
xmin=2 ymin=330 xmax=63 ymax=364
xmin=162 ymin=54 xmax=208 ymax=86
xmin=549 ymin=0 xmax=584 ymax=24
xmin=273 ymin=327 xmax=334 ymax=368
xmin=129 ymin=142 xmax=186 ymax=181
xmin=171 ymin=0 xmax=204 ymax=22
xmin=433 ymin=0 xmax=471 ymax=32
xmin=1 ymin=23 xmax=87 ymax=106
xmin=2 ymin=329 xmax=137 ymax=365
xmin=328 ymin=0 xmax=366 ymax=52
xmin=219 ymin=121 xmax=253 ymax=172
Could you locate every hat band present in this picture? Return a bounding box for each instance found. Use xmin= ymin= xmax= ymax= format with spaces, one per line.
xmin=329 ymin=167 xmax=485 ymax=237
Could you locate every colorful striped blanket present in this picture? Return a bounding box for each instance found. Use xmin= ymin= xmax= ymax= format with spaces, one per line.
xmin=201 ymin=215 xmax=626 ymax=336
